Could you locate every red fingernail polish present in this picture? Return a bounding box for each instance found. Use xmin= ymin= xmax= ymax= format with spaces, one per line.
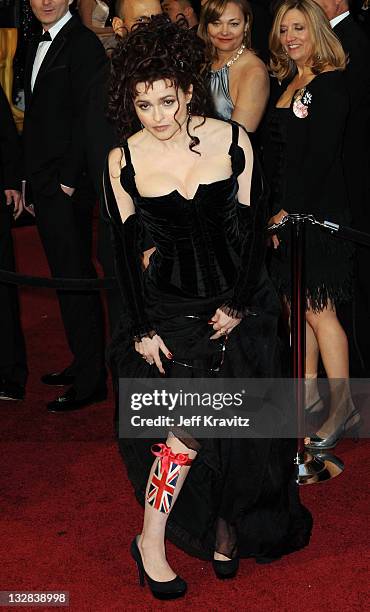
xmin=208 ymin=320 xmax=214 ymax=324
xmin=167 ymin=352 xmax=173 ymax=359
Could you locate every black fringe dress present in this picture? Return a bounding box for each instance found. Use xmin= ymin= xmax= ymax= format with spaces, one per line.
xmin=262 ymin=71 xmax=353 ymax=311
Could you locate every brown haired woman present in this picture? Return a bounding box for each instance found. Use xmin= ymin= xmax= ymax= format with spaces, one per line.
xmin=263 ymin=0 xmax=360 ymax=450
xmin=106 ymin=14 xmax=311 ymax=600
xmin=199 ymin=0 xmax=269 ymax=132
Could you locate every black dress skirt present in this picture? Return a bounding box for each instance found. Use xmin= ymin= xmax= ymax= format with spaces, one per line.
xmin=106 ymin=122 xmax=313 ymax=561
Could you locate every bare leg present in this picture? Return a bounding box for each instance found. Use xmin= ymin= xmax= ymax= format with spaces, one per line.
xmin=306 ymin=304 xmax=349 ymax=378
xmin=305 ymin=304 xmax=358 ymax=438
xmin=138 ymin=433 xmax=197 ymax=582
xmin=283 ymin=304 xmax=322 ymax=411
xmin=305 ymin=322 xmax=323 ymax=412
xmin=305 ymin=320 xmax=319 ymax=377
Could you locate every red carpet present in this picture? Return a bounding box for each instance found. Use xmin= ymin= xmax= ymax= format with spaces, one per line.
xmin=1 ymin=224 xmax=369 ymax=611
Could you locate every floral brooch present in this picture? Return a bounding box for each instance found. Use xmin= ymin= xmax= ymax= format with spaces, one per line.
xmin=293 ymin=88 xmax=312 ymax=119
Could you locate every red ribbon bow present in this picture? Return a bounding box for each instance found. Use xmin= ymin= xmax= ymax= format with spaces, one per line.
xmin=151 ymin=443 xmax=193 ymax=474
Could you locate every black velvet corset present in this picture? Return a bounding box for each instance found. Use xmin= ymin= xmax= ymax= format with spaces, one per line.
xmin=120 ymin=130 xmax=246 ymax=299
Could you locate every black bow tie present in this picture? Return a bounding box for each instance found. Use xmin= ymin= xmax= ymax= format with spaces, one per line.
xmin=37 ymin=31 xmax=52 ymax=43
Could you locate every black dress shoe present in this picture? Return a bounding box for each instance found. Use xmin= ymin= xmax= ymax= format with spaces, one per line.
xmin=0 ymin=380 xmax=25 ymax=401
xmin=47 ymin=385 xmax=107 ymax=412
xmin=41 ymin=370 xmax=75 ymax=386
xmin=212 ymin=557 xmax=239 ymax=579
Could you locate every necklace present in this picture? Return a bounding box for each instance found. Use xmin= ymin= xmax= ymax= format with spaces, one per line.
xmin=225 ymin=44 xmax=246 ymax=68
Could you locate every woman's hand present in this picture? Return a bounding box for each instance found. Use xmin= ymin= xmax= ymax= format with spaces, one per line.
xmin=209 ymin=308 xmax=241 ymax=340
xmin=268 ymin=208 xmax=288 ymax=249
xmin=135 ymin=334 xmax=173 ymax=374
xmin=5 ymin=189 xmax=24 ymax=220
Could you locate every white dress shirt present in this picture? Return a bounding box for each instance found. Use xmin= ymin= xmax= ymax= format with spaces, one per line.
xmin=330 ymin=10 xmax=350 ymax=29
xmin=31 ymin=11 xmax=73 ymax=91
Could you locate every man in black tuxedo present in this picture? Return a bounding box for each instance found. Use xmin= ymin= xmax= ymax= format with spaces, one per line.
xmin=316 ymin=0 xmax=370 ymax=375
xmin=0 ymin=85 xmax=27 ymax=402
xmin=24 ymin=0 xmax=108 ymax=411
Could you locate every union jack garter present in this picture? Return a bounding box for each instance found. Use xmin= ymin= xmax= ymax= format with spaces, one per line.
xmin=146 ymin=443 xmax=193 ymax=514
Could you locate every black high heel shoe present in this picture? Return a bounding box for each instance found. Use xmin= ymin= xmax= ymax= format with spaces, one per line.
xmin=212 ymin=556 xmax=239 ymax=579
xmin=130 ymin=537 xmax=187 ymax=600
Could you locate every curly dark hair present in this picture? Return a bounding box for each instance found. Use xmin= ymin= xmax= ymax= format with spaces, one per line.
xmin=108 ymin=14 xmax=209 ymax=152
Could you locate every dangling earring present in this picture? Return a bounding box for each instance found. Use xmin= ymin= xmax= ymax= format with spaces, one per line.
xmin=187 ymin=102 xmax=192 ymax=118
xmin=140 ymin=122 xmax=144 ymax=130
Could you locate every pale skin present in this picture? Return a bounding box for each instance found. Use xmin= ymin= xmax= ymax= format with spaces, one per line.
xmin=208 ymin=1 xmax=269 ymax=132
xmin=269 ymin=8 xmax=355 ymax=436
xmin=109 ymin=80 xmax=253 ymax=578
xmin=5 ymin=190 xmax=23 ymax=220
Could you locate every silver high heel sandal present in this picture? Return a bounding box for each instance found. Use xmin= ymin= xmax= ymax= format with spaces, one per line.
xmin=305 ymin=408 xmax=360 ymax=451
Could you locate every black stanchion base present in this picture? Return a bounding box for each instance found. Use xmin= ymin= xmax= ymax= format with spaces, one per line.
xmin=295 ymin=450 xmax=344 ymax=485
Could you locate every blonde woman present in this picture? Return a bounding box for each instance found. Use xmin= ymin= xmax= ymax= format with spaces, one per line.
xmin=263 ymin=0 xmax=359 ymax=450
xmin=199 ymin=0 xmax=269 ymax=132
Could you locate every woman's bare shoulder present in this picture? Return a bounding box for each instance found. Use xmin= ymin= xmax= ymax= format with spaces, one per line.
xmin=108 ymin=147 xmax=125 ymax=171
xmin=128 ymin=129 xmax=147 ymax=148
xmin=238 ymin=51 xmax=268 ymax=78
xmin=125 ymin=129 xmax=150 ymax=159
xmin=197 ymin=116 xmax=232 ymax=140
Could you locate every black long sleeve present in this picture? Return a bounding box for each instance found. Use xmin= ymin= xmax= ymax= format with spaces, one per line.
xmin=103 ymin=161 xmax=155 ymax=341
xmin=221 ymin=155 xmax=268 ymax=317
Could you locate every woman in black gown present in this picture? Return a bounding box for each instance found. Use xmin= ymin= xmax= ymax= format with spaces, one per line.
xmin=263 ymin=0 xmax=360 ymax=450
xmin=105 ymin=15 xmax=312 ymax=600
